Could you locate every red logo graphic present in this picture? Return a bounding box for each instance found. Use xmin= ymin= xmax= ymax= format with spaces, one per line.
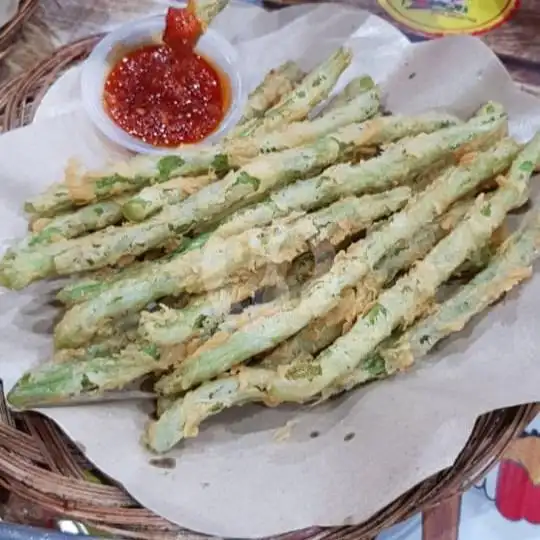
xmin=493 ymin=431 xmax=540 ymax=523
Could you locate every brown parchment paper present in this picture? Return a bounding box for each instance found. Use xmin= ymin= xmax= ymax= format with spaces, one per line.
xmin=2 ymin=4 xmax=540 ymax=537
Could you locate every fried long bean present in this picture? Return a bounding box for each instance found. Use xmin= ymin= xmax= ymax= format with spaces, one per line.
xmin=228 ymin=47 xmax=353 ymax=139
xmin=318 ymin=76 xmax=376 ymax=115
xmin=55 ymin=234 xmax=211 ymax=306
xmin=235 ymin=61 xmax=305 ymax=127
xmin=194 ymin=0 xmax=229 ymax=26
xmin=122 ymin=173 xmax=216 ymax=222
xmin=8 ymin=344 xmax=161 ymax=409
xmin=7 ymin=196 xmax=127 ymax=259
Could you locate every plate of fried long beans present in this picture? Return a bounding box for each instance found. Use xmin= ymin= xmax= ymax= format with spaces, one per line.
xmin=3 ymin=1 xmax=540 ymax=535
xmin=5 ymin=29 xmax=540 ymax=451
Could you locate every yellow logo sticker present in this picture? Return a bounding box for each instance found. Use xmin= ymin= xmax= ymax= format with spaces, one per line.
xmin=377 ymin=0 xmax=519 ymax=36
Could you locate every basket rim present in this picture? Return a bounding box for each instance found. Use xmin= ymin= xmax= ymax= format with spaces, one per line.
xmin=0 ymin=34 xmax=103 ymax=132
xmin=0 ymin=401 xmax=536 ymax=540
xmin=0 ymin=0 xmax=39 ymax=54
xmin=0 ymin=30 xmax=539 ymax=540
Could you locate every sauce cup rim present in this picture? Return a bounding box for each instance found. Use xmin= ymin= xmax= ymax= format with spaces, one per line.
xmin=81 ymin=14 xmax=246 ymax=155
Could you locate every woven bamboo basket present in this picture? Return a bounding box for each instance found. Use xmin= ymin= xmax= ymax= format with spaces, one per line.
xmin=0 ymin=32 xmax=538 ymax=540
xmin=0 ymin=0 xmax=38 ymax=62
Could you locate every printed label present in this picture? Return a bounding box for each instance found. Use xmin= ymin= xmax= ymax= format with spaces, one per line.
xmin=377 ymin=0 xmax=519 ymax=36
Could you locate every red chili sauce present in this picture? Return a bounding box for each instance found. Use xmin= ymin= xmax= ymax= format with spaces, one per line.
xmin=103 ymin=7 xmax=229 ymax=147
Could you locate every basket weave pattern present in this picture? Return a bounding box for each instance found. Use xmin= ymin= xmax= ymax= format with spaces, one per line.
xmin=0 ymin=33 xmax=538 ymax=540
xmin=0 ymin=0 xmax=39 ymax=62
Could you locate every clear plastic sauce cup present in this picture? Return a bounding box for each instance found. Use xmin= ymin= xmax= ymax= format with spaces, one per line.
xmin=81 ymin=15 xmax=245 ymax=155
